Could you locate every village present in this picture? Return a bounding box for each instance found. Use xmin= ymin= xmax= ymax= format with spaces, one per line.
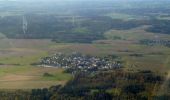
xmin=140 ymin=39 xmax=170 ymax=47
xmin=39 ymin=52 xmax=123 ymax=73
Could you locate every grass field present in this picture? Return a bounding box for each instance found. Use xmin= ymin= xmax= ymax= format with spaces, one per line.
xmin=104 ymin=26 xmax=170 ymax=41
xmin=0 ymin=38 xmax=72 ymax=89
xmin=0 ymin=66 xmax=71 ymax=89
xmin=0 ymin=25 xmax=170 ymax=89
xmin=102 ymin=26 xmax=170 ymax=72
xmin=0 ymin=51 xmax=72 ymax=89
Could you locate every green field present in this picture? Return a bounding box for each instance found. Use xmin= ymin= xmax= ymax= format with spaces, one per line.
xmin=0 ymin=66 xmax=71 ymax=89
xmin=0 ymin=39 xmax=72 ymax=89
xmin=0 ymin=29 xmax=170 ymax=89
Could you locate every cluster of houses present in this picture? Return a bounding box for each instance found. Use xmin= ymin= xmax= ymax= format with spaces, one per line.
xmin=140 ymin=39 xmax=170 ymax=47
xmin=40 ymin=52 xmax=123 ymax=73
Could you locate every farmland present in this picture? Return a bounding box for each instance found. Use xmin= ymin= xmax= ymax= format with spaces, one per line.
xmin=0 ymin=0 xmax=170 ymax=99
xmin=0 ymin=38 xmax=72 ymax=89
xmin=0 ymin=36 xmax=170 ymax=89
xmin=0 ymin=26 xmax=170 ymax=97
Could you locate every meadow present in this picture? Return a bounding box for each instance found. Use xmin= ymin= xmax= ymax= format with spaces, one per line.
xmin=0 ymin=36 xmax=72 ymax=89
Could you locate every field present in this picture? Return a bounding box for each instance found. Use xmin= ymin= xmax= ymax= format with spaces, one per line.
xmin=105 ymin=12 xmax=146 ymax=20
xmin=104 ymin=26 xmax=170 ymax=41
xmin=0 ymin=1 xmax=170 ymax=93
xmin=0 ymin=66 xmax=71 ymax=89
xmin=0 ymin=36 xmax=72 ymax=89
xmin=0 ymin=24 xmax=170 ymax=89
